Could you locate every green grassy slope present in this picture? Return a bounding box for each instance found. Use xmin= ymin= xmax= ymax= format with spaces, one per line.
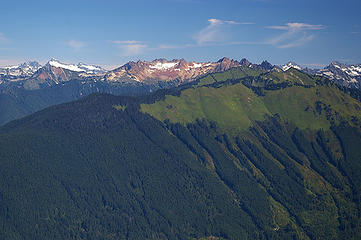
xmin=141 ymin=69 xmax=361 ymax=132
xmin=141 ymin=83 xmax=270 ymax=131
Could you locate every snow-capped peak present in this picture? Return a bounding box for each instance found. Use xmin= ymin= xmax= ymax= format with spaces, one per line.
xmin=281 ymin=62 xmax=302 ymax=71
xmin=330 ymin=61 xmax=342 ymax=68
xmin=189 ymin=62 xmax=203 ymax=68
xmin=4 ymin=65 xmax=20 ymax=70
xmin=316 ymin=61 xmax=361 ymax=88
xmin=149 ymin=61 xmax=178 ymax=70
xmin=77 ymin=62 xmax=106 ymax=74
xmin=48 ymin=59 xmax=84 ymax=72
xmin=47 ymin=59 xmax=106 ymax=74
xmin=0 ymin=61 xmax=42 ymax=77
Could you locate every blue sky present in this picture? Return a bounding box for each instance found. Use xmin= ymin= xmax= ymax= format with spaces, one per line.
xmin=0 ymin=0 xmax=360 ymax=68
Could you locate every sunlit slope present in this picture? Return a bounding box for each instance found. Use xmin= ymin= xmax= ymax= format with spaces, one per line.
xmin=142 ymin=83 xmax=270 ymax=131
xmin=141 ymin=68 xmax=361 ymax=131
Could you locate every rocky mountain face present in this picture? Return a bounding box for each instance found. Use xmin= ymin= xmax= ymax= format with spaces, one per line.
xmin=281 ymin=62 xmax=302 ymax=71
xmin=22 ymin=63 xmax=83 ymax=89
xmin=0 ymin=61 xmax=42 ymax=84
xmin=2 ymin=58 xmax=361 ymax=90
xmin=316 ymin=61 xmax=361 ymax=88
xmin=21 ymin=59 xmax=107 ymax=90
xmin=279 ymin=61 xmax=361 ymax=89
xmin=1 ymin=58 xmax=253 ymax=89
xmin=47 ymin=59 xmax=107 ymax=75
xmin=0 ymin=61 xmax=42 ymax=77
xmin=104 ymin=57 xmax=244 ymax=83
xmin=0 ymin=59 xmax=107 ymax=89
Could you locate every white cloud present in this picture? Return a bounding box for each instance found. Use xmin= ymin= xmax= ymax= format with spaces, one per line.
xmin=266 ymin=22 xmax=324 ymax=48
xmin=156 ymin=44 xmax=183 ymax=49
xmin=67 ymin=40 xmax=85 ymax=51
xmin=151 ymin=44 xmax=196 ymax=50
xmin=111 ymin=40 xmax=142 ymax=44
xmin=300 ymin=63 xmax=327 ymax=68
xmin=278 ymin=34 xmax=314 ymax=49
xmin=268 ymin=23 xmax=324 ymax=31
xmin=111 ymin=40 xmax=148 ymax=56
xmin=0 ymin=33 xmax=5 ymax=42
xmin=109 ymin=19 xmax=254 ymax=54
xmin=0 ymin=33 xmax=9 ymax=44
xmin=194 ymin=18 xmax=253 ymax=45
xmin=121 ymin=44 xmax=147 ymax=56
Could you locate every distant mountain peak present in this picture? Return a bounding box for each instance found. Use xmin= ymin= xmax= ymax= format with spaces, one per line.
xmin=239 ymin=58 xmax=251 ymax=67
xmin=260 ymin=60 xmax=273 ymax=70
xmin=281 ymin=61 xmax=302 ymax=71
xmin=0 ymin=61 xmax=42 ymax=77
xmin=46 ymin=59 xmax=106 ymax=74
xmin=330 ymin=61 xmax=343 ymax=66
xmin=217 ymin=57 xmax=229 ymax=61
xmin=105 ymin=58 xmax=242 ymax=83
xmin=316 ymin=61 xmax=361 ymax=88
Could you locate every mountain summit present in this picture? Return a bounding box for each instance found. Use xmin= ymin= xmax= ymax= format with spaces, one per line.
xmin=0 ymin=61 xmax=41 ymax=77
xmin=281 ymin=61 xmax=302 ymax=71
xmin=47 ymin=59 xmax=106 ymax=74
xmin=317 ymin=61 xmax=361 ymax=88
xmin=104 ymin=58 xmax=243 ymax=83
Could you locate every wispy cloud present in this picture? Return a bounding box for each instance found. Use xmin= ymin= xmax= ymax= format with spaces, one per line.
xmin=300 ymin=63 xmax=327 ymax=68
xmin=155 ymin=44 xmax=184 ymax=49
xmin=111 ymin=40 xmax=148 ymax=56
xmin=0 ymin=33 xmax=6 ymax=42
xmin=278 ymin=34 xmax=314 ymax=49
xmin=110 ymin=40 xmax=142 ymax=44
xmin=67 ymin=40 xmax=85 ymax=51
xmin=268 ymin=23 xmax=324 ymax=31
xmin=150 ymin=43 xmax=196 ymax=50
xmin=0 ymin=33 xmax=9 ymax=44
xmin=194 ymin=18 xmax=253 ymax=45
xmin=109 ymin=19 xmax=255 ymax=55
xmin=266 ymin=22 xmax=324 ymax=48
xmin=121 ymin=44 xmax=147 ymax=56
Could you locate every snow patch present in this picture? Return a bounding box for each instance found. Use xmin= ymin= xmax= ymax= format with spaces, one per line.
xmin=281 ymin=62 xmax=302 ymax=71
xmin=347 ymin=70 xmax=360 ymax=76
xmin=351 ymin=66 xmax=361 ymax=72
xmin=79 ymin=64 xmax=99 ymax=71
xmin=5 ymin=65 xmax=19 ymax=69
xmin=49 ymin=60 xmax=84 ymax=72
xmin=190 ymin=63 xmax=203 ymax=68
xmin=322 ymin=71 xmax=334 ymax=78
xmin=149 ymin=62 xmax=178 ymax=70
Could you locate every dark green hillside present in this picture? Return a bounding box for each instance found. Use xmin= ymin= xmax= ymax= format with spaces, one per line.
xmin=0 ymin=68 xmax=360 ymax=239
xmin=0 ymin=79 xmax=179 ymax=126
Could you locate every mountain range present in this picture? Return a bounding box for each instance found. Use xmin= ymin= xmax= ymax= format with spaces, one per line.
xmin=0 ymin=57 xmax=361 ymax=126
xmin=0 ymin=66 xmax=360 ymax=240
xmin=1 ymin=58 xmax=361 ymax=88
xmin=1 ymin=58 xmax=361 ymax=89
xmin=280 ymin=61 xmax=361 ymax=89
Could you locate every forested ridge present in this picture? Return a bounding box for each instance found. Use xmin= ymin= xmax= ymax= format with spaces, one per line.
xmin=0 ymin=67 xmax=360 ymax=239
